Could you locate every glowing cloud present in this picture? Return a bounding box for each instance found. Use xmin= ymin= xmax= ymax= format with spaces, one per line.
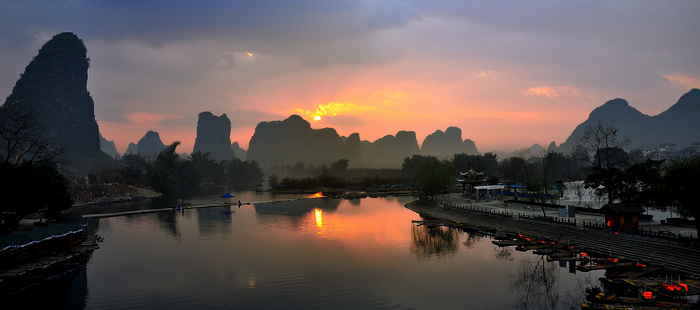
xmin=522 ymin=86 xmax=583 ymax=99
xmin=127 ymin=112 xmax=169 ymax=125
xmin=663 ymin=73 xmax=700 ymax=89
xmin=293 ymin=102 xmax=376 ymax=121
xmin=523 ymin=86 xmax=559 ymax=98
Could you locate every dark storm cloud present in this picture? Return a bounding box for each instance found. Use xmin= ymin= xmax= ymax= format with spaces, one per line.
xmin=0 ymin=1 xmax=419 ymax=47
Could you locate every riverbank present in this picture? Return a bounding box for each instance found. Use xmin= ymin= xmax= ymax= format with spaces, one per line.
xmin=71 ymin=184 xmax=162 ymax=206
xmin=405 ymin=198 xmax=700 ymax=278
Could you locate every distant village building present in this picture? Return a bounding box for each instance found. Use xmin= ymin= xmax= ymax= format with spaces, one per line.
xmin=677 ymin=142 xmax=700 ymax=158
xmin=644 ymin=143 xmax=676 ymax=160
xmin=601 ymin=203 xmax=645 ymax=231
xmin=456 ymin=169 xmax=487 ymax=197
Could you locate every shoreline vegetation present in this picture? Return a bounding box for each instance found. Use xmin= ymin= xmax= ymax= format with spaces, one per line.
xmin=71 ymin=183 xmax=162 ymax=206
xmin=77 ymin=190 xmax=415 ymax=219
xmin=67 ymin=180 xmax=415 ymax=217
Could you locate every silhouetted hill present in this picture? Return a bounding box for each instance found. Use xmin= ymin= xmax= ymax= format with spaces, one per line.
xmin=125 ymin=143 xmax=138 ymax=155
xmin=247 ymin=115 xmax=360 ymax=166
xmin=559 ymin=89 xmax=700 ymax=152
xmin=421 ymin=127 xmax=480 ymax=158
xmin=136 ymin=131 xmax=166 ymax=159
xmin=100 ymin=133 xmax=119 ymax=158
xmin=231 ymin=142 xmax=247 ymax=161
xmin=559 ymin=97 xmax=667 ymax=151
xmin=646 ymin=89 xmax=700 ymax=147
xmin=343 ymin=133 xmax=362 ymax=164
xmin=2 ymin=32 xmax=117 ymax=173
xmin=362 ymin=131 xmax=420 ymax=167
xmin=526 ymin=143 xmax=545 ymax=154
xmin=193 ymin=112 xmax=236 ymax=162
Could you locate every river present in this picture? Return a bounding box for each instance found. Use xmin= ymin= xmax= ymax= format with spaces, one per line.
xmin=6 ymin=192 xmax=604 ymax=309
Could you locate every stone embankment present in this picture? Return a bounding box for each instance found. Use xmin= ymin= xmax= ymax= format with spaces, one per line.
xmin=405 ymin=199 xmax=700 ymax=278
xmin=73 ymin=184 xmax=161 ymax=206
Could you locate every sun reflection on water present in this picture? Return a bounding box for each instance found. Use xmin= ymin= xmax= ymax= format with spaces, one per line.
xmin=315 ymin=208 xmax=323 ymax=229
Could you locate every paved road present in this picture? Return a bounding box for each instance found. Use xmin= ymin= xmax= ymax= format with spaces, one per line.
xmin=445 ymin=193 xmax=697 ymax=236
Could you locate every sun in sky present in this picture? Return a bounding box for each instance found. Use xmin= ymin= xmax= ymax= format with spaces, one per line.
xmin=314 ymin=116 xmax=321 ymax=121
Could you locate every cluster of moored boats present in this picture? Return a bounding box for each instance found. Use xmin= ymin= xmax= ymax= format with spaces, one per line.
xmin=491 ymin=233 xmax=699 ymax=309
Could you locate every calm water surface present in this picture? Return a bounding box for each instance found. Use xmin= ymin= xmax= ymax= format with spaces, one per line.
xmin=26 ymin=195 xmax=603 ymax=309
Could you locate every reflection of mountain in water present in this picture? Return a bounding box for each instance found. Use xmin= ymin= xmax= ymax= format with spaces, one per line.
xmin=197 ymin=208 xmax=232 ymax=238
xmin=150 ymin=211 xmax=183 ymax=240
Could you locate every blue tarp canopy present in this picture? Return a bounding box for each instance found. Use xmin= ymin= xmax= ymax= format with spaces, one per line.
xmin=220 ymin=193 xmax=235 ymax=198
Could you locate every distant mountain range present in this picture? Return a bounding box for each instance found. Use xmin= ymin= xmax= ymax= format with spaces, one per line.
xmin=103 ymin=87 xmax=700 ymax=169
xmin=558 ymin=88 xmax=700 ymax=152
xmin=6 ymin=32 xmax=697 ymax=174
xmin=245 ymin=115 xmax=480 ymax=168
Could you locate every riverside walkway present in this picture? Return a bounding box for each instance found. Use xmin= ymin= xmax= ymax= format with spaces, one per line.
xmin=405 ymin=198 xmax=700 ymax=278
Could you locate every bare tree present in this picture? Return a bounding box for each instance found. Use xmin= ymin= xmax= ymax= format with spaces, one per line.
xmin=575 ymin=119 xmax=638 ymax=169
xmin=0 ymin=102 xmax=70 ymax=168
xmin=1 ymin=102 xmax=72 ymax=226
xmin=508 ymin=148 xmax=562 ymax=216
xmin=575 ymin=119 xmax=640 ymax=205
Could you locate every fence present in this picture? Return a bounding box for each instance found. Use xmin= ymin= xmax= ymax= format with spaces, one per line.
xmin=441 ymin=200 xmax=698 ymax=247
xmin=581 ymin=220 xmax=698 ymax=247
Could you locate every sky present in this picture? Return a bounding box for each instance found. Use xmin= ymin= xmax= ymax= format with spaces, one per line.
xmin=1 ymin=1 xmax=699 ymax=154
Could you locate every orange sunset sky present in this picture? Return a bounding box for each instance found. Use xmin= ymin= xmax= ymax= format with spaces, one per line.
xmin=1 ymin=1 xmax=698 ymax=154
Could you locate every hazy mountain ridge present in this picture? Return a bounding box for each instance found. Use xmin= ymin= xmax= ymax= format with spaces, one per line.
xmin=100 ymin=133 xmax=119 ymax=158
xmin=559 ymin=89 xmax=700 ymax=152
xmin=9 ymin=33 xmax=696 ymax=172
xmin=421 ymin=127 xmax=479 ymax=158
xmin=231 ymin=142 xmax=247 ymax=161
xmin=136 ymin=131 xmax=166 ymax=159
xmin=246 ymin=116 xmax=484 ymax=168
xmin=361 ymin=131 xmax=421 ymax=168
xmin=247 ymin=115 xmax=359 ymax=166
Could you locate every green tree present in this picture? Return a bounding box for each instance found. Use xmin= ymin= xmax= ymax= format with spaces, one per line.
xmin=190 ymin=150 xmax=225 ymax=185
xmin=403 ymin=155 xmax=454 ymax=200
xmin=0 ymin=162 xmax=72 ymax=228
xmin=150 ymin=141 xmax=180 ymax=196
xmin=330 ymin=159 xmax=349 ymax=175
xmin=500 ymin=149 xmax=568 ymax=216
xmin=121 ymin=153 xmax=150 ymax=185
xmin=662 ymin=155 xmax=700 ymax=233
xmin=618 ymin=159 xmax=663 ymax=208
xmin=267 ymin=173 xmax=279 ymax=189
xmin=226 ymin=158 xmax=264 ymax=189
